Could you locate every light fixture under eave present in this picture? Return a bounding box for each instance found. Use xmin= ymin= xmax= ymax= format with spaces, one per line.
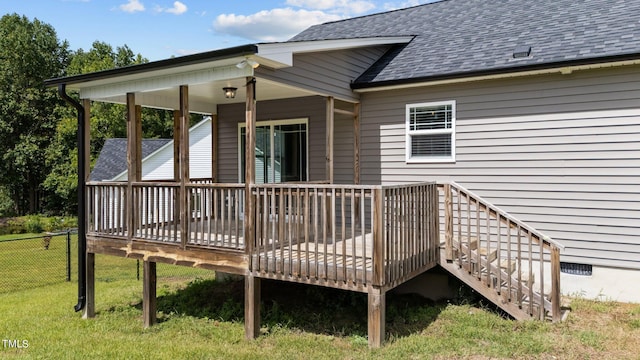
xmin=236 ymin=59 xmax=260 ymax=69
xmin=223 ymin=87 xmax=237 ymax=99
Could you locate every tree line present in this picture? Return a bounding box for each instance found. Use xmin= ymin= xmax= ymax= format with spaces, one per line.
xmin=0 ymin=13 xmax=191 ymax=216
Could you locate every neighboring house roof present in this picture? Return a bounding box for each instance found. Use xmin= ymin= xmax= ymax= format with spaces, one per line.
xmin=290 ymin=0 xmax=640 ymax=88
xmin=90 ymin=138 xmax=171 ymax=181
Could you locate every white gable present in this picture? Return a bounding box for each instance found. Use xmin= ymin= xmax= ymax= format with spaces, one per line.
xmin=113 ymin=117 xmax=212 ymax=181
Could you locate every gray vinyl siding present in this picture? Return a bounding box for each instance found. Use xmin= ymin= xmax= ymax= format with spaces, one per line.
xmin=256 ymin=46 xmax=390 ymax=102
xmin=217 ymin=96 xmax=327 ymax=183
xmin=357 ymin=65 xmax=640 ymax=270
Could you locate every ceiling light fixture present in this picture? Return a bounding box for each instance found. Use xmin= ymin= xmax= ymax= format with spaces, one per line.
xmin=223 ymin=87 xmax=237 ymax=99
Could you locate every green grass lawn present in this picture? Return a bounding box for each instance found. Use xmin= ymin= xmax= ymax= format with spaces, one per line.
xmin=1 ymin=238 xmax=639 ymax=359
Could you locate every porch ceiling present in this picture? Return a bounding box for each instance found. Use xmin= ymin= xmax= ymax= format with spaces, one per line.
xmin=88 ymin=76 xmax=318 ymax=114
xmin=50 ymin=50 xmax=318 ymax=114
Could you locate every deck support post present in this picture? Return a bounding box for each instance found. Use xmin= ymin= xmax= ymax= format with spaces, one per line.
xmin=368 ymin=287 xmax=385 ymax=348
xmin=551 ymin=246 xmax=561 ymax=322
xmin=179 ymin=85 xmax=190 ymax=249
xmin=142 ymin=260 xmax=157 ymax=328
xmin=244 ymin=275 xmax=261 ymax=339
xmin=83 ymin=252 xmax=95 ymax=319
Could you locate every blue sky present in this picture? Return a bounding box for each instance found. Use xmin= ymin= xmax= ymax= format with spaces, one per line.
xmin=1 ymin=0 xmax=431 ymax=61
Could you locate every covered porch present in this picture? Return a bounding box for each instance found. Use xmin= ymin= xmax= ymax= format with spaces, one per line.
xmin=48 ymin=42 xmax=442 ymax=347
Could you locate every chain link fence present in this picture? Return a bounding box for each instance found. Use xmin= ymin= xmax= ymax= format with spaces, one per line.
xmin=0 ymin=231 xmax=213 ymax=294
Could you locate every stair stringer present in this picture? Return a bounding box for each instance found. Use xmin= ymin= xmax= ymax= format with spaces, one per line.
xmin=438 ymin=252 xmax=537 ymax=321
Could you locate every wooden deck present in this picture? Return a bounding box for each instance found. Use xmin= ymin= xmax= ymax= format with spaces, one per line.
xmin=87 ymin=181 xmax=440 ymax=291
xmin=84 ymin=180 xmax=564 ymax=347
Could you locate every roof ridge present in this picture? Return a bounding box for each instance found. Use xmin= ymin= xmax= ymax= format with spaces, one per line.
xmin=309 ymin=0 xmax=446 ymax=28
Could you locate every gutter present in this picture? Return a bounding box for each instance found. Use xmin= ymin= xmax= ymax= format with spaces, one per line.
xmin=57 ymin=84 xmax=87 ymax=313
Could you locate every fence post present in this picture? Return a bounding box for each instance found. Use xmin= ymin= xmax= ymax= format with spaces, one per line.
xmin=66 ymin=230 xmax=71 ymax=282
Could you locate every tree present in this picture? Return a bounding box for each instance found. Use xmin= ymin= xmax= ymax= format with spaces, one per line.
xmin=43 ymin=41 xmax=190 ymax=213
xmin=43 ymin=41 xmax=148 ymax=213
xmin=0 ymin=14 xmax=69 ymax=215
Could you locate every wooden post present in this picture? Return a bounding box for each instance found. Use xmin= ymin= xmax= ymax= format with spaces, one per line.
xmin=353 ymin=103 xmax=361 ymax=223
xmin=444 ymin=183 xmax=454 ymax=261
xmin=173 ymin=110 xmax=181 ymax=181
xmin=368 ymin=287 xmax=385 ymax=348
xmin=244 ymin=275 xmax=261 ymax=339
xmin=551 ymin=246 xmax=561 ymax=322
xmin=142 ymin=260 xmax=157 ymax=328
xmin=243 ymin=77 xmax=259 ymax=341
xmin=244 ymin=77 xmax=256 ymax=256
xmin=83 ymin=252 xmax=95 ymax=319
xmin=211 ymin=112 xmax=219 ymax=183
xmin=179 ymin=85 xmax=190 ymax=249
xmin=325 ymin=97 xmax=334 ymax=184
xmin=353 ymin=102 xmax=360 ymax=186
xmin=325 ymin=97 xmax=334 ymax=235
xmin=81 ymin=98 xmax=95 ymax=319
xmin=126 ymin=93 xmax=141 ymax=242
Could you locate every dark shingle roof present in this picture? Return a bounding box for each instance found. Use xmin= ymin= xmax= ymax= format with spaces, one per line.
xmin=290 ymin=0 xmax=640 ymax=87
xmin=90 ymin=138 xmax=171 ymax=181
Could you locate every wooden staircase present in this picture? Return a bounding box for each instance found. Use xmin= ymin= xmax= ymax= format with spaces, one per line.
xmin=437 ymin=182 xmax=566 ymax=322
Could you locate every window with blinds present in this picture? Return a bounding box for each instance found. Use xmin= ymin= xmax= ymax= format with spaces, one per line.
xmin=406 ymin=101 xmax=455 ymax=162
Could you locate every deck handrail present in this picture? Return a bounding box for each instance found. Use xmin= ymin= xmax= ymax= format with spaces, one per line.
xmin=438 ymin=181 xmax=563 ymax=322
xmin=447 ymin=182 xmax=564 ymax=251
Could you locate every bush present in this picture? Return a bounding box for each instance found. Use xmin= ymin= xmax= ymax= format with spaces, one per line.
xmin=0 ymin=215 xmax=77 ymax=235
xmin=24 ymin=216 xmax=44 ymax=234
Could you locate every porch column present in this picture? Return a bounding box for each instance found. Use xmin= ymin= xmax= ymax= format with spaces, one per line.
xmin=243 ymin=76 xmax=260 ymax=339
xmin=126 ymin=93 xmax=142 ymax=242
xmin=353 ymin=103 xmax=360 ymax=186
xmin=179 ymin=85 xmax=190 ymax=249
xmin=325 ymin=97 xmax=334 ymax=184
xmin=173 ymin=110 xmax=181 ymax=181
xmin=211 ymin=112 xmax=218 ymax=183
xmin=81 ymin=98 xmax=95 ymax=319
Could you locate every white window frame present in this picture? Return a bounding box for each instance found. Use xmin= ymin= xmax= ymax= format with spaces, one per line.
xmin=405 ymin=100 xmax=456 ymax=163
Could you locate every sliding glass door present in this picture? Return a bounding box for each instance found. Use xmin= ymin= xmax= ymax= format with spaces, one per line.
xmin=239 ymin=119 xmax=308 ymax=184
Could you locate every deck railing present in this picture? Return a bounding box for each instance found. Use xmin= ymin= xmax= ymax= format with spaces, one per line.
xmin=186 ymin=183 xmax=245 ymax=249
xmin=87 ymin=181 xmax=440 ymax=289
xmin=250 ymin=182 xmax=439 ymax=289
xmin=439 ymin=182 xmax=564 ymax=321
xmin=88 ymin=182 xmax=128 ymax=238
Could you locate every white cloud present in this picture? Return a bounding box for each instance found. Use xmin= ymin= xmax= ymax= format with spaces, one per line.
xmin=165 ymin=1 xmax=188 ymax=15
xmin=286 ymin=0 xmax=376 ymax=14
xmin=119 ymin=0 xmax=145 ymax=13
xmin=214 ymin=8 xmax=342 ymax=42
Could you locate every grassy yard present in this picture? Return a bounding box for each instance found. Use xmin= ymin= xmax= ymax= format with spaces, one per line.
xmin=1 ymin=249 xmax=639 ymax=359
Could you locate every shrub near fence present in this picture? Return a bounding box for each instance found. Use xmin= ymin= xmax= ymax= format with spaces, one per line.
xmin=0 ymin=231 xmax=214 ymax=294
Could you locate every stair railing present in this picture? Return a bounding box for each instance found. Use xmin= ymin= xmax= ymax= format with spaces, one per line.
xmin=440 ymin=182 xmax=564 ymax=322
